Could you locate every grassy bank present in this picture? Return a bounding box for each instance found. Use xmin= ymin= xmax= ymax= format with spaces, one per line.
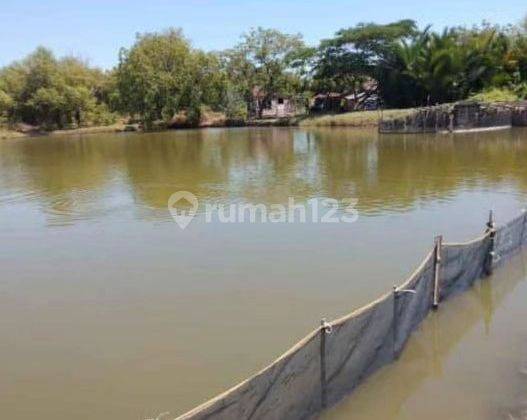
xmin=298 ymin=109 xmax=416 ymax=127
xmin=0 ymin=122 xmax=131 ymax=139
xmin=243 ymin=109 xmax=417 ymax=128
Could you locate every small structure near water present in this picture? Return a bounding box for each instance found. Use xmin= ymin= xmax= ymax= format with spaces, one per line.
xmin=311 ymin=92 xmax=379 ymax=113
xmin=260 ymin=96 xmax=298 ymax=118
xmin=311 ymin=80 xmax=379 ymax=113
xmin=312 ymin=93 xmax=344 ymax=113
xmin=250 ymin=87 xmax=301 ymax=118
xmin=379 ymin=101 xmax=527 ymax=134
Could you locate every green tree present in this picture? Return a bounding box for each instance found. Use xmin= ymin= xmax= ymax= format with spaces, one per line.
xmin=313 ymin=20 xmax=418 ymax=106
xmin=313 ymin=20 xmax=525 ymax=107
xmin=222 ymin=83 xmax=248 ymax=121
xmin=0 ymin=47 xmax=114 ymax=129
xmin=223 ymin=27 xmax=306 ymax=117
xmin=116 ymin=28 xmax=225 ymax=128
xmin=0 ymin=89 xmax=13 ymax=122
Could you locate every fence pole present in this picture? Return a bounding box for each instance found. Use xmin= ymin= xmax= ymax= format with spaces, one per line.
xmin=319 ymin=318 xmax=331 ymax=409
xmin=392 ymin=286 xmax=397 ymax=358
xmin=433 ymin=235 xmax=443 ymax=309
xmin=485 ymin=210 xmax=496 ymax=275
xmin=521 ymin=209 xmax=527 ymax=245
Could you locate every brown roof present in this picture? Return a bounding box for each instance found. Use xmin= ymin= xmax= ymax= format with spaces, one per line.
xmin=314 ymin=93 xmax=342 ymax=99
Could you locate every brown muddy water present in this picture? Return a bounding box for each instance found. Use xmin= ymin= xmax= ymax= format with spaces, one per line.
xmin=0 ymin=127 xmax=526 ymax=420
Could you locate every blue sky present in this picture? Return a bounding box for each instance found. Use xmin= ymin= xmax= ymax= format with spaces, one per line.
xmin=1 ymin=0 xmax=526 ymax=69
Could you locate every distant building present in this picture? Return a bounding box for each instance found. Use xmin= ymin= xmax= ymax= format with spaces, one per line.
xmin=312 ymin=80 xmax=379 ymax=113
xmin=311 ymin=92 xmax=379 ymax=113
xmin=311 ymin=93 xmax=344 ymax=113
xmin=343 ymin=93 xmax=379 ymax=111
xmin=343 ymin=92 xmax=366 ymax=111
xmin=261 ymin=96 xmax=298 ymax=118
xmin=251 ymin=87 xmax=299 ymax=118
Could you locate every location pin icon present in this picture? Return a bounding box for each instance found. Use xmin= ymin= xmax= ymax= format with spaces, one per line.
xmin=168 ymin=191 xmax=199 ymax=230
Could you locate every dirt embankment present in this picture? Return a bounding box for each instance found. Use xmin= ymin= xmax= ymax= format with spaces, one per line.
xmin=0 ymin=121 xmax=134 ymax=139
xmin=1 ymin=109 xmax=418 ymax=139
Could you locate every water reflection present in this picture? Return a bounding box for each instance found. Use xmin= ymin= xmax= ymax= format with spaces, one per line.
xmin=1 ymin=128 xmax=527 ymax=419
xmin=1 ymin=128 xmax=527 ymax=225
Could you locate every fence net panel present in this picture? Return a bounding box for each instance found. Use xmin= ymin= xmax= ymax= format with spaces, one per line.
xmin=495 ymin=212 xmax=527 ymax=263
xmin=178 ymin=330 xmax=322 ymax=420
xmin=324 ymin=292 xmax=394 ymax=407
xmin=439 ymin=235 xmax=491 ymax=301
xmin=394 ymin=251 xmax=435 ymax=356
xmin=176 ymin=211 xmax=526 ymax=420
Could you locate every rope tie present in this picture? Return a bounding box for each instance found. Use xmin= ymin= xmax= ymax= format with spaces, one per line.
xmin=396 ymin=288 xmax=417 ymax=295
xmin=320 ymin=319 xmax=333 ymax=334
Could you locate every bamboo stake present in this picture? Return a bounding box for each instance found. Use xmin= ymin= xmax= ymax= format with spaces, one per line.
xmin=319 ymin=318 xmax=331 ymax=409
xmin=392 ymin=286 xmax=397 ymax=358
xmin=485 ymin=210 xmax=496 ymax=275
xmin=433 ymin=235 xmax=443 ymax=309
xmin=521 ymin=209 xmax=527 ymax=246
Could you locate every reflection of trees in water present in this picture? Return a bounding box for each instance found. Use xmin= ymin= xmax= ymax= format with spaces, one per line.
xmin=0 ymin=136 xmax=121 ymax=224
xmin=1 ymin=128 xmax=527 ymax=222
xmin=312 ymin=128 xmax=527 ymax=214
xmin=121 ymin=130 xmax=226 ymax=209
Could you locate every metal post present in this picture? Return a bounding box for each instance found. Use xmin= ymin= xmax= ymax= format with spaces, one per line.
xmin=485 ymin=210 xmax=496 ymax=275
xmin=433 ymin=235 xmax=443 ymax=309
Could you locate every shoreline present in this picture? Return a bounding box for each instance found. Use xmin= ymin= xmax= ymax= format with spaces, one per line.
xmin=0 ymin=122 xmax=130 ymax=139
xmin=1 ymin=110 xmax=415 ymax=139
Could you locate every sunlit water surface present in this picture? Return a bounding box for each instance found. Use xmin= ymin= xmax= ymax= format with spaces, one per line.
xmin=0 ymin=127 xmax=526 ymax=419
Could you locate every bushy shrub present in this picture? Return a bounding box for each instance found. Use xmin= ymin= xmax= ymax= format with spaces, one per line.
xmin=0 ymin=47 xmax=116 ymax=129
xmin=223 ymin=86 xmax=248 ymax=122
xmin=470 ymin=88 xmax=519 ymax=103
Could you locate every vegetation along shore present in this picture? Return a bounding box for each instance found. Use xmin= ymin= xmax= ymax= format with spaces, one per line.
xmin=2 ymin=18 xmax=527 ymax=135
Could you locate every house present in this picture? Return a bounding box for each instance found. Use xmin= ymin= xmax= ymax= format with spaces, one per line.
xmin=343 ymin=92 xmax=379 ymax=111
xmin=251 ymin=87 xmax=299 ymax=118
xmin=312 ymin=91 xmax=379 ymax=113
xmin=343 ymin=92 xmax=366 ymax=111
xmin=311 ymin=93 xmax=344 ymax=113
xmin=261 ymin=96 xmax=298 ymax=118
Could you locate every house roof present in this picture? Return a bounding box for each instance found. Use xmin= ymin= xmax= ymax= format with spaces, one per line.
xmin=314 ymin=93 xmax=342 ymax=99
xmin=344 ymin=92 xmax=366 ymax=100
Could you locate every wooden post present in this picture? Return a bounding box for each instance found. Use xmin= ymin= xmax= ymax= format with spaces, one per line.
xmin=521 ymin=209 xmax=527 ymax=246
xmin=319 ymin=319 xmax=330 ymax=409
xmin=392 ymin=286 xmax=398 ymax=358
xmin=433 ymin=235 xmax=443 ymax=309
xmin=485 ymin=210 xmax=496 ymax=275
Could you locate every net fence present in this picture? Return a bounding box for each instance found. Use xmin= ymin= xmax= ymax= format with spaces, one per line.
xmin=378 ymin=103 xmax=513 ymax=134
xmin=176 ymin=210 xmax=527 ymax=420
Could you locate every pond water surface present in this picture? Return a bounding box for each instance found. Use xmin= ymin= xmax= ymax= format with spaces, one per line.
xmin=0 ymin=127 xmax=526 ymax=419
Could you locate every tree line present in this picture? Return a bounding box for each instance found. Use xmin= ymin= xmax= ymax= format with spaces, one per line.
xmin=1 ymin=18 xmax=527 ymax=130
